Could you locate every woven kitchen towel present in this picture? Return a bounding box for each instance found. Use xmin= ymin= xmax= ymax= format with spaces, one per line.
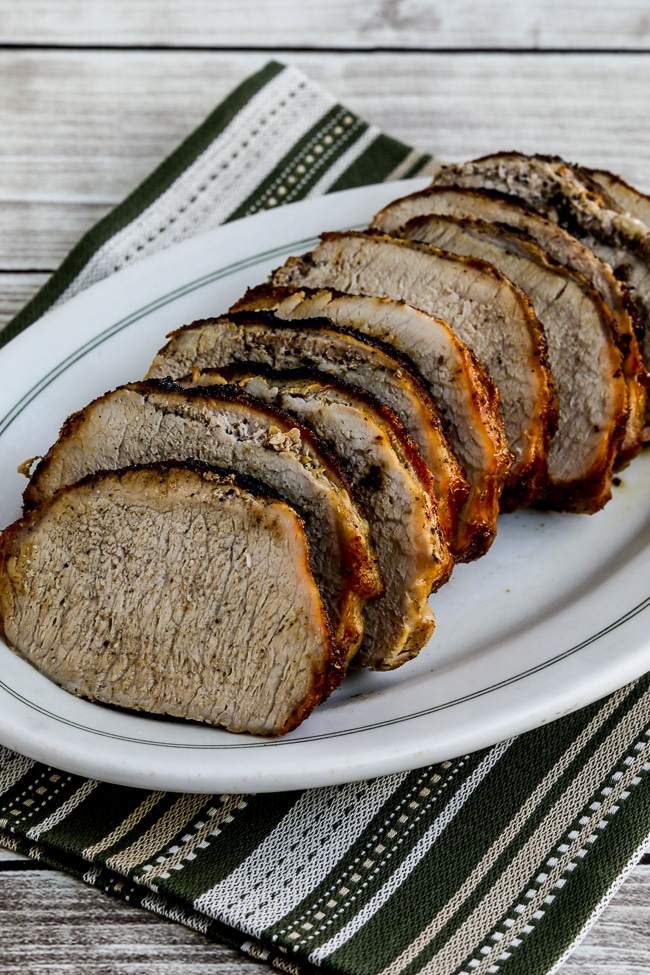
xmin=2 ymin=60 xmax=650 ymax=975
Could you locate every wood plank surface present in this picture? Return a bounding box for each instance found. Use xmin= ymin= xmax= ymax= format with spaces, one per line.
xmin=0 ymin=850 xmax=32 ymax=863
xmin=2 ymin=0 xmax=650 ymax=50
xmin=0 ymin=274 xmax=49 ymax=330
xmin=0 ymin=869 xmax=265 ymax=974
xmin=0 ymin=855 xmax=649 ymax=974
xmin=2 ymin=51 xmax=650 ymax=280
xmin=3 ymin=50 xmax=650 ymax=199
xmin=2 ymin=4 xmax=650 ymax=972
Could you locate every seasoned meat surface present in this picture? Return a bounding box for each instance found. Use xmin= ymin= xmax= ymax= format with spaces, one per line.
xmin=431 ymin=152 xmax=650 ymax=409
xmin=188 ymin=367 xmax=450 ymax=670
xmin=0 ymin=465 xmax=340 ymax=736
xmin=272 ymin=230 xmax=555 ymax=509
xmin=397 ymin=213 xmax=626 ymax=513
xmin=372 ymin=183 xmax=646 ymax=464
xmin=237 ymin=284 xmax=511 ymax=559
xmin=148 ymin=309 xmax=469 ymax=554
xmin=586 ymin=167 xmax=650 ymax=228
xmin=24 ymin=381 xmax=383 ymax=660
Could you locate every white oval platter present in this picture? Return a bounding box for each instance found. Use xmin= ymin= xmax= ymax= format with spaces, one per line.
xmin=2 ymin=179 xmax=650 ymax=794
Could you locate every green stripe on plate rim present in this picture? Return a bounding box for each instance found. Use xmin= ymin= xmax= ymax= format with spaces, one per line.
xmin=0 ymin=235 xmax=321 ymax=437
xmin=1 ymin=594 xmax=648 ymax=749
xmin=1 ymin=232 xmax=649 ymax=748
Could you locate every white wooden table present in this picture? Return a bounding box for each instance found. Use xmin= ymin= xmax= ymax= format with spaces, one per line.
xmin=1 ymin=2 xmax=650 ymax=971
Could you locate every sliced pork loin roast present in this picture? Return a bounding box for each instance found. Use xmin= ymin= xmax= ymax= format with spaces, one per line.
xmin=585 ymin=167 xmax=650 ymax=228
xmin=272 ymin=231 xmax=556 ymax=511
xmin=394 ymin=214 xmax=627 ymax=514
xmin=372 ymin=184 xmax=646 ymax=466
xmin=431 ymin=152 xmax=650 ymax=403
xmin=231 ymin=286 xmax=509 ymax=561
xmin=185 ymin=367 xmax=450 ymax=670
xmin=23 ymin=381 xmax=383 ymax=660
xmin=147 ymin=309 xmax=468 ymax=559
xmin=1 ymin=464 xmax=342 ymax=736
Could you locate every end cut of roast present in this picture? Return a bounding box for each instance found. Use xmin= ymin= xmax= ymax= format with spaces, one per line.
xmin=585 ymin=167 xmax=650 ymax=228
xmin=23 ymin=381 xmax=383 ymax=661
xmin=0 ymin=464 xmax=341 ymax=736
xmin=430 ymin=152 xmax=650 ymax=406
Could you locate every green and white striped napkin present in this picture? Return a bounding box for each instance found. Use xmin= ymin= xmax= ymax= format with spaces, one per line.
xmin=2 ymin=60 xmax=650 ymax=975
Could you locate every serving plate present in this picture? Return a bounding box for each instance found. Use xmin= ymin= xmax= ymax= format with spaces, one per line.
xmin=2 ymin=178 xmax=650 ymax=794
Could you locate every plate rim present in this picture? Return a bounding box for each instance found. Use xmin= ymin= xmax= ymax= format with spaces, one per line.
xmin=1 ymin=178 xmax=650 ymax=792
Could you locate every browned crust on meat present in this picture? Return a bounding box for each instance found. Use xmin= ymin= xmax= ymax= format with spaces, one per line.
xmin=372 ymin=183 xmax=539 ymax=229
xmin=1 ymin=463 xmax=344 ymax=735
xmin=274 ymin=231 xmax=520 ymax=492
xmin=400 ymin=214 xmax=558 ymax=512
xmin=185 ymin=365 xmax=449 ymax=668
xmin=234 ymin=284 xmax=506 ymax=560
xmin=432 ymin=150 xmax=647 ymax=258
xmin=533 ymin=466 xmax=618 ymax=517
xmin=27 ymin=380 xmax=382 ymax=596
xmin=583 ymin=167 xmax=650 ymax=222
xmin=25 ymin=378 xmax=355 ymax=511
xmin=195 ymin=363 xmax=439 ymax=509
xmin=403 ymin=211 xmax=628 ymax=513
xmin=188 ymin=363 xmax=453 ymax=585
xmin=378 ymin=183 xmax=646 ymax=468
xmin=471 ymin=151 xmax=622 ymax=205
xmin=579 ymin=166 xmax=650 ymax=442
xmin=22 ymin=380 xmax=383 ymax=662
xmin=151 ymin=303 xmax=470 ymax=556
xmin=589 ymin=278 xmax=646 ymax=466
xmin=256 ymin=280 xmax=511 ymax=560
xmin=431 ymin=153 xmax=650 ymax=363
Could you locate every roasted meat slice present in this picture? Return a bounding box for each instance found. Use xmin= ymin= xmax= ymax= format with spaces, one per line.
xmin=1 ymin=464 xmax=341 ymax=736
xmin=232 ymin=285 xmax=509 ymax=561
xmin=272 ymin=230 xmax=556 ymax=510
xmin=396 ymin=213 xmax=627 ymax=513
xmin=431 ymin=152 xmax=650 ymax=401
xmin=372 ymin=183 xmax=646 ymax=465
xmin=585 ymin=167 xmax=650 ymax=228
xmin=187 ymin=367 xmax=449 ymax=670
xmin=24 ymin=381 xmax=383 ymax=660
xmin=148 ymin=309 xmax=468 ymax=558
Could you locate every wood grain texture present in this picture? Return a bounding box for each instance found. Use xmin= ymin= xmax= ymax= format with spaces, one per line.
xmin=559 ymin=866 xmax=650 ymax=973
xmin=0 ymin=869 xmax=265 ymax=974
xmin=2 ymin=0 xmax=650 ymax=50
xmin=0 ymin=860 xmax=648 ymax=973
xmin=2 ymin=4 xmax=650 ymax=969
xmin=0 ymin=274 xmax=50 ymax=331
xmin=2 ymin=51 xmax=650 ymax=272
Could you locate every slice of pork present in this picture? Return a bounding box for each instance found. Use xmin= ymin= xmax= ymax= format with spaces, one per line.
xmin=585 ymin=167 xmax=650 ymax=228
xmin=372 ymin=183 xmax=646 ymax=465
xmin=582 ymin=165 xmax=650 ymax=420
xmin=272 ymin=230 xmax=555 ymax=510
xmin=431 ymin=152 xmax=650 ymax=398
xmin=147 ymin=309 xmax=468 ymax=558
xmin=233 ymin=285 xmax=511 ymax=560
xmin=187 ymin=367 xmax=449 ymax=670
xmin=397 ymin=214 xmax=627 ymax=513
xmin=1 ymin=464 xmax=341 ymax=736
xmin=23 ymin=381 xmax=383 ymax=660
